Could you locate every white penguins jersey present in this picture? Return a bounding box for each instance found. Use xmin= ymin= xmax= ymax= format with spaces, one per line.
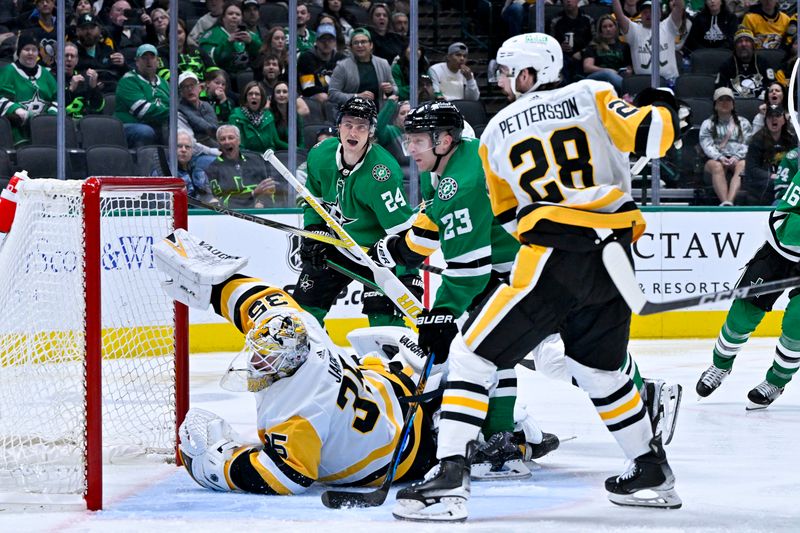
xmin=479 ymin=79 xmax=677 ymax=243
xmin=211 ymin=275 xmax=426 ymax=494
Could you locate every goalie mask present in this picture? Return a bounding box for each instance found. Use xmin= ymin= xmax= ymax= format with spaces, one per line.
xmin=220 ymin=310 xmax=310 ymax=392
xmin=494 ymin=33 xmax=562 ymax=96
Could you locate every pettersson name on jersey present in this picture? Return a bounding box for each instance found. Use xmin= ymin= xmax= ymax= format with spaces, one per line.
xmin=497 ymin=96 xmax=580 ymax=138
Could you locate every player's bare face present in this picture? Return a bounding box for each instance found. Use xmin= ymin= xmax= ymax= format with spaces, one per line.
xmin=402 ymin=132 xmax=436 ymax=170
xmin=339 ymin=117 xmax=370 ymax=159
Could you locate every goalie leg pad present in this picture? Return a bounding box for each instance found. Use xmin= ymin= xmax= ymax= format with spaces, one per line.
xmin=154 ymin=229 xmax=248 ymax=309
xmin=179 ymin=408 xmax=245 ymax=492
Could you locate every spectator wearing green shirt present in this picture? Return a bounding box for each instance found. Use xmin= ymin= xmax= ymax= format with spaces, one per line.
xmin=199 ymin=2 xmax=262 ymax=77
xmin=114 ymin=44 xmax=168 ymax=147
xmin=292 ymin=2 xmax=317 ymax=54
xmin=228 ymin=80 xmax=286 ymax=153
xmin=376 ymin=95 xmax=409 ymax=150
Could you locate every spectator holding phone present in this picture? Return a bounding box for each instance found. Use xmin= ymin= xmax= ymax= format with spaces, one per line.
xmin=103 ymin=0 xmax=147 ymax=66
xmin=199 ymin=1 xmax=262 ymax=77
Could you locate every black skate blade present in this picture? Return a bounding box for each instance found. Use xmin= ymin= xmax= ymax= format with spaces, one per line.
xmin=321 ymin=489 xmax=387 ymax=509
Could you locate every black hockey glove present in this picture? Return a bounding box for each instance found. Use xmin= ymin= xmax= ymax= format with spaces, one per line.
xmin=300 ymin=224 xmax=335 ymax=270
xmin=368 ymin=234 xmax=399 ymax=268
xmin=416 ymin=308 xmax=458 ymax=364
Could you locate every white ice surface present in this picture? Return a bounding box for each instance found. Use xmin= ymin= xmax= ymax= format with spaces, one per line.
xmin=2 ymin=338 xmax=799 ymax=532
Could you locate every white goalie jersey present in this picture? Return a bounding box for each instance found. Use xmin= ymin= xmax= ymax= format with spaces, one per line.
xmin=479 ymin=79 xmax=677 ymax=244
xmin=211 ymin=276 xmax=431 ymax=494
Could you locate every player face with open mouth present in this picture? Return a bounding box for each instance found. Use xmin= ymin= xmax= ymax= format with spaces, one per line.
xmin=339 ymin=116 xmax=371 ymax=158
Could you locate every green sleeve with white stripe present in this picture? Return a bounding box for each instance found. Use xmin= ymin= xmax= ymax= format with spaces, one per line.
xmin=432 ymin=177 xmax=494 ymax=317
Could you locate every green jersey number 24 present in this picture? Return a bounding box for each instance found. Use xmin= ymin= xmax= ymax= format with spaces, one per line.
xmin=381 ymin=188 xmax=407 ymax=213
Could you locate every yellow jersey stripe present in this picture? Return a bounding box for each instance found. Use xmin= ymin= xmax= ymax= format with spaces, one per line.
xmin=480 ymin=143 xmax=518 ymax=233
xmin=517 ymin=206 xmax=646 ymax=242
xmin=219 ymin=277 xmax=260 ymax=323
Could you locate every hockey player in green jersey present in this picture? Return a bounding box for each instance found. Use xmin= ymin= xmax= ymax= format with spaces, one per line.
xmin=292 ymin=95 xmax=422 ymax=328
xmin=0 ymin=33 xmax=57 ymax=145
xmin=697 ymin=161 xmax=800 ymax=409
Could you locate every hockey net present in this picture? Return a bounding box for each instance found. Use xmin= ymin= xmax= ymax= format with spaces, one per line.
xmin=0 ymin=177 xmax=188 ymax=510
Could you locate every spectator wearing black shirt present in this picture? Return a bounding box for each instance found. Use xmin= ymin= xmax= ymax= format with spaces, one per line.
xmin=716 ymin=27 xmax=776 ymax=99
xmin=582 ymin=15 xmax=632 ymax=95
xmin=739 ymin=104 xmax=795 ymax=205
xmin=683 ymin=0 xmax=738 ymax=57
xmin=104 ymin=0 xmax=147 ymax=66
xmin=62 ymin=40 xmax=104 ymax=119
xmin=206 ymin=124 xmax=283 ymax=209
xmin=75 ymin=13 xmax=127 ymax=82
xmin=298 ymin=23 xmax=345 ymax=104
xmin=20 ymin=0 xmax=56 ymax=67
xmin=368 ymin=2 xmax=406 ymax=63
xmin=550 ymin=0 xmax=594 ymax=83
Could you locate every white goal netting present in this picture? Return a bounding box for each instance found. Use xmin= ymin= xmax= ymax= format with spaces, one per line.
xmin=0 ymin=179 xmax=183 ymax=499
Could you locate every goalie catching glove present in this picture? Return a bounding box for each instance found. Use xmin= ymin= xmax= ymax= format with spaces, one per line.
xmin=416 ymin=308 xmax=458 ymax=364
xmin=153 ymin=229 xmax=248 ymax=309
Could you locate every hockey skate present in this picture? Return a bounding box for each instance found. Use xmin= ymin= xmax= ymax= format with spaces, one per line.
xmin=393 ymin=456 xmax=471 ymax=522
xmin=696 ymin=364 xmax=731 ymax=398
xmin=643 ymin=379 xmax=683 ymax=445
xmin=605 ymin=440 xmax=682 ymax=509
xmin=470 ymin=431 xmax=530 ymax=481
xmin=746 ymin=380 xmax=784 ymax=410
xmin=516 ymin=430 xmax=560 ymax=461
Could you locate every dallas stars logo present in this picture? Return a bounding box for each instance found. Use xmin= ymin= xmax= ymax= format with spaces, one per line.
xmin=322 ymin=198 xmax=356 ymax=226
xmin=438 ymin=177 xmax=458 ymax=201
xmin=372 ymin=164 xmax=391 ymax=182
xmin=22 ymin=91 xmax=49 ymax=115
xmin=299 ymin=274 xmax=314 ymax=291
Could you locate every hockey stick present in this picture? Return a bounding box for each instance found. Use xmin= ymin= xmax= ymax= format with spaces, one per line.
xmin=186 ymin=196 xmax=356 ymax=248
xmin=187 ymin=196 xmax=446 ymax=276
xmin=602 ymin=241 xmax=800 ymax=315
xmin=321 ymin=352 xmax=436 ymax=509
xmin=264 ymin=150 xmax=424 ymax=319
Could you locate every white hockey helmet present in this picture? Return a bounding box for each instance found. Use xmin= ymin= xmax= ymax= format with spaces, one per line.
xmin=495 ymin=33 xmax=562 ymax=95
xmin=220 ymin=309 xmax=310 ymax=392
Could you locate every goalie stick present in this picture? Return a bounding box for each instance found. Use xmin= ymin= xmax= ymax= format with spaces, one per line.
xmin=186 ymin=196 xmax=446 ymax=275
xmin=321 ymin=352 xmax=435 ymax=509
xmin=264 ymin=150 xmax=424 ymax=320
xmin=603 ymin=241 xmax=800 ymax=315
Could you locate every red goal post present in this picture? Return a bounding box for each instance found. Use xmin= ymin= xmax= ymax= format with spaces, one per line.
xmin=0 ymin=177 xmax=188 ymax=511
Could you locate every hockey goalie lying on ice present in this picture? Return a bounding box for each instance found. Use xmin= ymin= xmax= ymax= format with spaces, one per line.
xmin=153 ymin=229 xmax=553 ymax=494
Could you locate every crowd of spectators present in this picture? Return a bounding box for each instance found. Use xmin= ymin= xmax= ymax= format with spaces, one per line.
xmin=1 ymin=0 xmax=799 ymax=208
